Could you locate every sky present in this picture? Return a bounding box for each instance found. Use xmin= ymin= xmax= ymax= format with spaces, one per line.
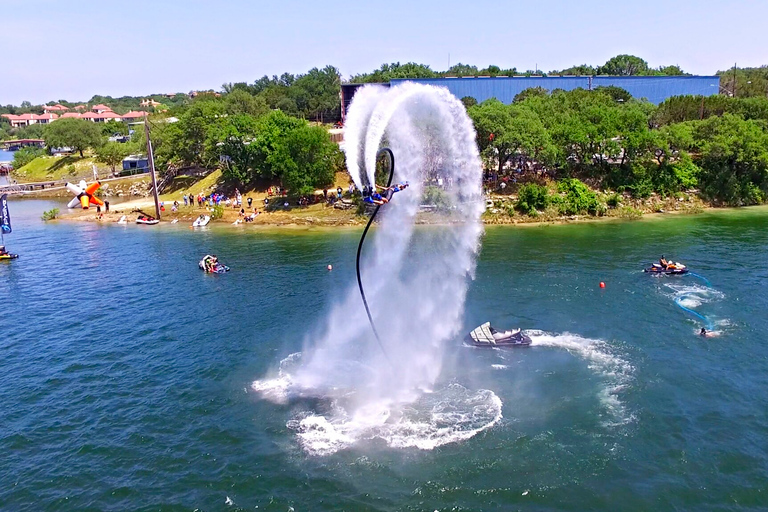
xmin=3 ymin=0 xmax=767 ymax=105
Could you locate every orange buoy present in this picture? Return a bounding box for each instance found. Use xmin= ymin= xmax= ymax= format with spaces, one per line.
xmin=599 ymin=282 xmax=606 ymax=288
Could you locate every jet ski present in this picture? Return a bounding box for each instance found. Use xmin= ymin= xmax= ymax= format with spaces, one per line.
xmin=192 ymin=215 xmax=210 ymax=227
xmin=644 ymin=262 xmax=688 ymax=275
xmin=136 ymin=215 xmax=159 ymax=225
xmin=0 ymin=252 xmax=19 ymax=260
xmin=467 ymin=322 xmax=531 ymax=347
xmin=199 ymin=256 xmax=229 ymax=274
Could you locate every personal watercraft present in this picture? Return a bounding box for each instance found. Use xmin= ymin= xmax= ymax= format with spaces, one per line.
xmin=136 ymin=215 xmax=159 ymax=225
xmin=467 ymin=322 xmax=531 ymax=347
xmin=644 ymin=262 xmax=688 ymax=275
xmin=192 ymin=215 xmax=210 ymax=227
xmin=0 ymin=252 xmax=18 ymax=260
xmin=199 ymin=256 xmax=229 ymax=274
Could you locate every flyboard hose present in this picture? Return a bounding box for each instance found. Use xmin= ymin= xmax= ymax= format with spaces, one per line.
xmin=675 ymin=272 xmax=715 ymax=331
xmin=356 ymin=148 xmax=395 ymax=365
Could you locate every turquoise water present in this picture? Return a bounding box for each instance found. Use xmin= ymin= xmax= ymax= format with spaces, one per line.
xmin=2 ymin=200 xmax=768 ymax=510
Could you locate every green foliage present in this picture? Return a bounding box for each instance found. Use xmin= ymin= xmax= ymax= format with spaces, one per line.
xmin=12 ymin=146 xmax=45 ymax=168
xmin=516 ymin=183 xmax=550 ymax=215
xmin=461 ymin=96 xmax=478 ymax=109
xmin=593 ymin=86 xmax=632 ymax=103
xmin=210 ymin=204 xmax=224 ymax=220
xmin=95 ymin=142 xmax=131 ymax=172
xmin=350 ymin=62 xmax=438 ymax=83
xmin=41 ymin=208 xmax=59 ymax=221
xmin=598 ymin=55 xmax=650 ymax=76
xmin=556 ymin=178 xmax=605 ymax=215
xmin=513 ymin=87 xmax=549 ymax=103
xmin=44 ymin=118 xmax=102 ymax=157
xmin=695 ymin=114 xmax=768 ymax=205
xmin=101 ymin=120 xmax=128 ymax=136
xmin=606 ymin=193 xmax=622 ymax=207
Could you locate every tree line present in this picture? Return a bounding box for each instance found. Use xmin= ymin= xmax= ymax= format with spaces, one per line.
xmin=468 ymin=88 xmax=768 ymax=208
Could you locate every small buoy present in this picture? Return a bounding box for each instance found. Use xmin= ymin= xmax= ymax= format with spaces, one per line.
xmin=327 ymin=264 xmax=333 ymax=271
xmin=599 ymin=282 xmax=606 ymax=288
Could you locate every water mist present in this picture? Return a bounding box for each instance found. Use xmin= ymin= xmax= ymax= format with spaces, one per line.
xmin=253 ymin=83 xmax=499 ymax=455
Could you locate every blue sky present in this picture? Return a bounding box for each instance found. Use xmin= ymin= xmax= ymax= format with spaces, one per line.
xmin=4 ymin=0 xmax=767 ymax=105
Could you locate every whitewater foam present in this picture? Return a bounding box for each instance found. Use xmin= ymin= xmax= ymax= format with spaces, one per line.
xmin=527 ymin=331 xmax=634 ymax=425
xmin=253 ymin=82 xmax=488 ymax=454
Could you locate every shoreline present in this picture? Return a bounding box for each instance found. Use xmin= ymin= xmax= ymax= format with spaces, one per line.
xmin=51 ymin=197 xmax=768 ymax=230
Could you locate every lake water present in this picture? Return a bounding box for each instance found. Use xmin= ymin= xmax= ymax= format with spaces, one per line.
xmin=2 ymin=199 xmax=768 ymax=510
xmin=0 ymin=149 xmax=15 ymax=163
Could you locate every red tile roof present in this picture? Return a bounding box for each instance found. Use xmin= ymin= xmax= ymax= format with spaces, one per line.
xmin=61 ymin=112 xmax=82 ymax=118
xmin=121 ymin=111 xmax=147 ymax=119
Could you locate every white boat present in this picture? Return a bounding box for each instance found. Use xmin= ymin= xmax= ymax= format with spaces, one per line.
xmin=192 ymin=215 xmax=210 ymax=227
xmin=117 ymin=215 xmax=127 ymax=224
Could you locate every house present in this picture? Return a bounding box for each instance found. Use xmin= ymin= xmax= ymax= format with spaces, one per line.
xmin=121 ymin=111 xmax=147 ymax=122
xmin=43 ymin=104 xmax=69 ymax=114
xmin=140 ymin=98 xmax=161 ymax=107
xmin=92 ymin=104 xmax=113 ymax=114
xmin=121 ymin=154 xmax=149 ymax=174
xmin=1 ymin=113 xmax=59 ymax=127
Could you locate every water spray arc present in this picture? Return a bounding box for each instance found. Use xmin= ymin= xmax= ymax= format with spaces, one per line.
xmin=355 ymin=148 xmax=395 ymax=365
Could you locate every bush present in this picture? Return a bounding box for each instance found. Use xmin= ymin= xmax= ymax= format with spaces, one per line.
xmin=516 ymin=183 xmax=550 ymax=215
xmin=556 ymin=178 xmax=605 ymax=215
xmin=210 ymin=204 xmax=224 ymax=220
xmin=606 ymin=193 xmax=622 ymax=208
xmin=41 ymin=208 xmax=59 ymax=221
xmin=12 ymin=146 xmax=45 ymax=169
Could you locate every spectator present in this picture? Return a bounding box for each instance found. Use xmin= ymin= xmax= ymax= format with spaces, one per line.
xmin=247 ymin=197 xmax=253 ymax=208
xmin=337 ymin=186 xmax=343 ymax=199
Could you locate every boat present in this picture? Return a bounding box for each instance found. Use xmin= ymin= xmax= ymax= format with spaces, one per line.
xmin=192 ymin=215 xmax=210 ymax=227
xmin=117 ymin=215 xmax=127 ymax=224
xmin=644 ymin=263 xmax=688 ymax=275
xmin=466 ymin=322 xmax=531 ymax=347
xmin=0 ymin=252 xmax=19 ymax=260
xmin=199 ymin=257 xmax=229 ymax=274
xmin=136 ymin=215 xmax=159 ymax=225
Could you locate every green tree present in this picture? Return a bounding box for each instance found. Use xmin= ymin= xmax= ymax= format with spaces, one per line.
xmin=593 ymin=85 xmax=632 ymax=103
xmin=95 ymin=141 xmax=131 ymax=173
xmin=44 ymin=118 xmax=102 ymax=157
xmin=216 ymin=114 xmax=260 ymax=185
xmin=12 ymin=146 xmax=45 ymax=168
xmin=461 ymin=96 xmax=478 ymax=109
xmin=598 ymin=55 xmax=650 ymax=76
xmin=224 ymin=89 xmax=268 ymax=117
xmin=695 ymin=114 xmax=768 ymax=205
xmin=446 ymin=63 xmax=479 ymax=76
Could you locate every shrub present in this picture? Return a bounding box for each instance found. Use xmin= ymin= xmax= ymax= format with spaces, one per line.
xmin=210 ymin=204 xmax=224 ymax=220
xmin=606 ymin=193 xmax=622 ymax=208
xmin=41 ymin=208 xmax=59 ymax=221
xmin=516 ymin=183 xmax=550 ymax=215
xmin=556 ymin=178 xmax=605 ymax=215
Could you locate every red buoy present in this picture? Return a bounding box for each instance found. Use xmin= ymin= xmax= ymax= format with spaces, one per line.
xmin=599 ymin=282 xmax=606 ymax=288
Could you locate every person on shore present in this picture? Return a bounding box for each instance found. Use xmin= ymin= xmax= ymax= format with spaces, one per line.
xmin=183 ymin=195 xmax=188 ymax=206
xmin=247 ymin=197 xmax=253 ymax=208
xmin=323 ymin=189 xmax=328 ymax=200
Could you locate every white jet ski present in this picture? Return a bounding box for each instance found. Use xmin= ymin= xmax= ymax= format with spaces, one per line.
xmin=192 ymin=215 xmax=210 ymax=227
xmin=466 ymin=322 xmax=531 ymax=347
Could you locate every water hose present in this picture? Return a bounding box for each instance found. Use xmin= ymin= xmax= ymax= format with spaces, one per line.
xmin=674 ymin=295 xmax=715 ymax=331
xmin=356 ymin=148 xmax=395 ymax=364
xmin=687 ymin=272 xmax=712 ymax=288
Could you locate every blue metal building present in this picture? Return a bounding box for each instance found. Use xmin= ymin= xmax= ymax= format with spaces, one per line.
xmin=341 ymin=75 xmax=721 ymax=119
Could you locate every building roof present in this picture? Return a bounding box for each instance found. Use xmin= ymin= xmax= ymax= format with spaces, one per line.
xmin=92 ymin=104 xmax=113 ymax=111
xmin=60 ymin=112 xmax=82 ymax=118
xmin=121 ymin=111 xmax=147 ymax=119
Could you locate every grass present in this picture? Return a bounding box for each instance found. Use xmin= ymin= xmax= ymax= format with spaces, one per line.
xmin=159 ymin=170 xmax=222 ymax=201
xmin=13 ymin=155 xmax=97 ymax=183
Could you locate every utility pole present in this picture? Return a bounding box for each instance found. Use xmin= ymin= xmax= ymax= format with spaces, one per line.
xmin=143 ymin=114 xmax=161 ymax=220
xmin=733 ymin=62 xmax=737 ymax=97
